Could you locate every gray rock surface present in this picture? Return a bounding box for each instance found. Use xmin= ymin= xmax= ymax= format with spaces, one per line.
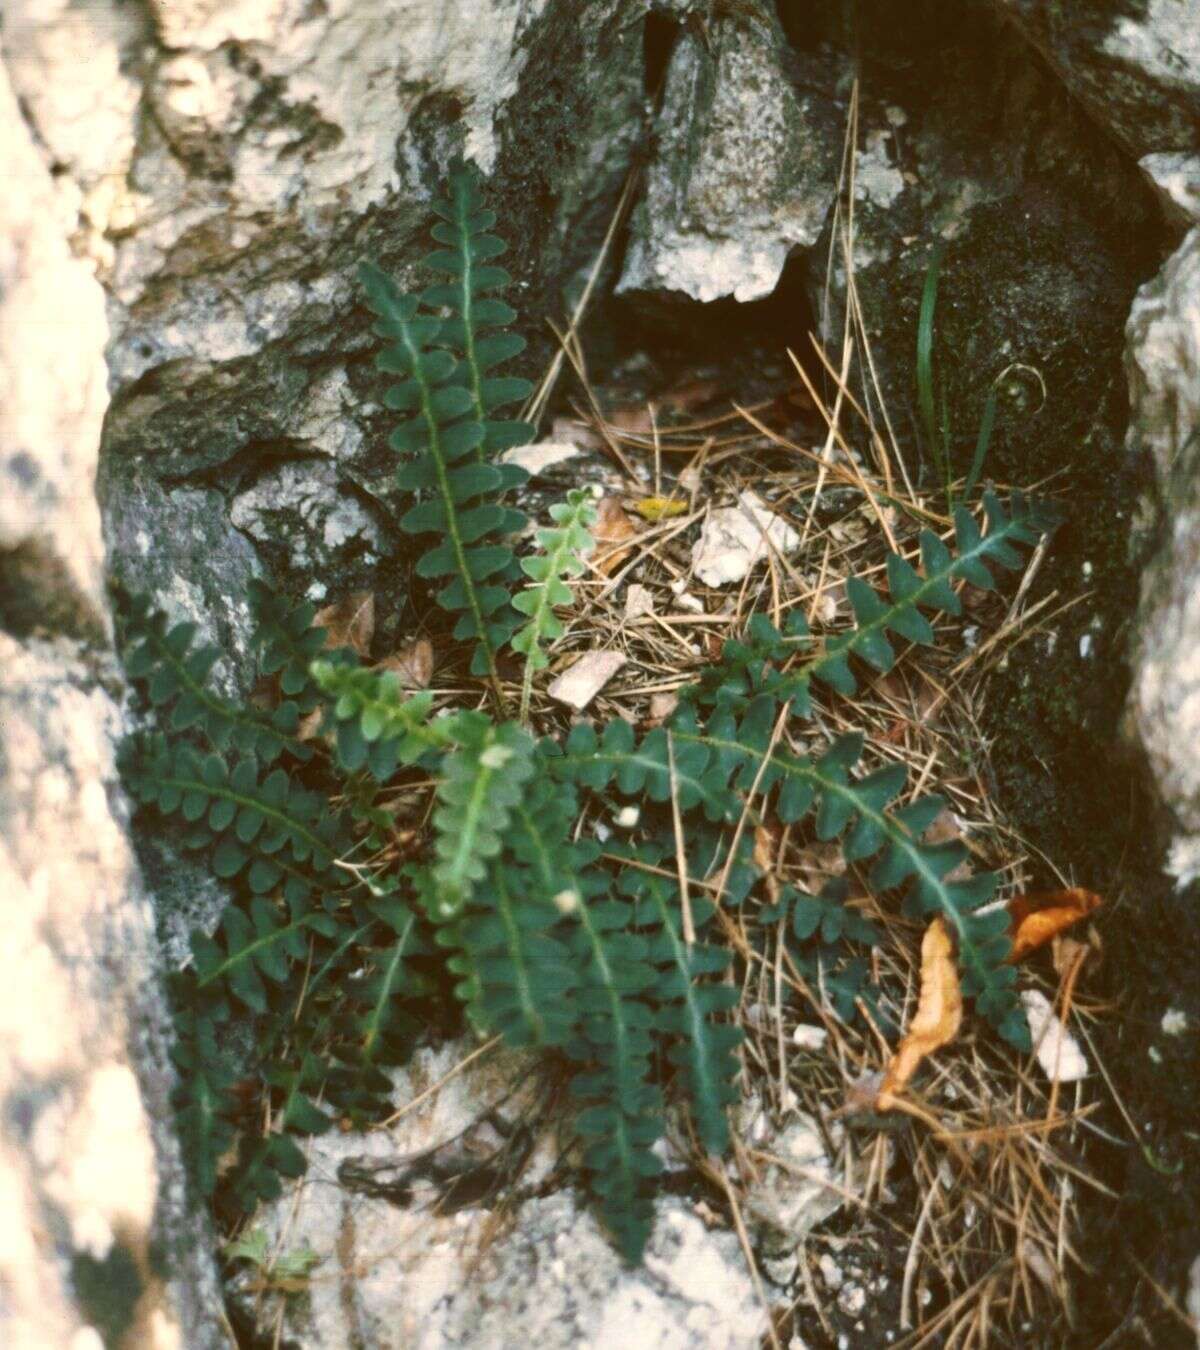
xmin=804 ymin=7 xmax=1159 ymax=490
xmin=618 ymin=13 xmax=845 ymax=304
xmin=990 ymin=0 xmax=1200 ymax=159
xmin=1126 ymin=227 xmax=1200 ymax=883
xmin=229 ymin=1040 xmax=772 ymax=1349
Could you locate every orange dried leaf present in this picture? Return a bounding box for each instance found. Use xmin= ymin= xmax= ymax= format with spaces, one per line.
xmin=314 ymin=591 xmax=375 ymax=658
xmin=1007 ymin=888 xmax=1102 ymax=963
xmin=592 ymin=496 xmax=638 ymax=575
xmin=877 ymin=917 xmax=962 ymax=1111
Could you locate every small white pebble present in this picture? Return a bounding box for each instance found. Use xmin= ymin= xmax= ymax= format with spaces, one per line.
xmin=1082 ymin=560 xmax=1094 ymax=580
xmin=1149 ymin=1045 xmax=1163 ymax=1064
xmin=1079 ymin=634 xmax=1093 ymax=658
xmin=615 ymin=806 xmax=640 ymax=829
xmin=819 ymin=1253 xmax=844 ymax=1291
xmin=1161 ymin=1009 xmax=1188 ymax=1036
xmin=838 ymin=1283 xmax=867 ymax=1317
xmin=792 ymin=1024 xmax=829 ymax=1052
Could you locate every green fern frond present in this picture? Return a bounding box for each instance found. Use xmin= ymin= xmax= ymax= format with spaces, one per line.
xmin=423 ymin=161 xmax=536 ymax=459
xmin=691 ymin=492 xmax=1055 ymax=714
xmin=124 ymin=737 xmax=351 ymax=894
xmin=430 ymin=716 xmax=536 ymax=918
xmin=230 ymin=1053 xmax=334 ymax=1207
xmin=621 ymin=867 xmax=742 ymax=1155
xmin=327 ymin=895 xmax=428 ymax=1114
xmin=312 ymin=659 xmax=442 ymax=778
xmin=512 ymin=488 xmax=597 ymax=720
xmin=563 ymin=879 xmax=663 ymax=1264
xmin=170 ymin=1010 xmax=238 ymax=1199
xmin=189 ymin=897 xmax=340 ymax=1015
xmin=247 ymin=578 xmax=329 ymax=709
xmin=551 ymin=694 xmax=1025 ymax=1042
xmin=119 ymin=592 xmax=307 ymax=762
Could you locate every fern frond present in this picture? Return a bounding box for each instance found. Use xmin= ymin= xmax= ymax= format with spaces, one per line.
xmin=230 ymin=1052 xmax=334 ymax=1207
xmin=119 ymin=593 xmax=307 ymax=762
xmin=551 ymin=696 xmax=1025 ymax=1042
xmin=125 ymin=737 xmax=351 ymax=895
xmin=430 ymin=716 xmax=536 ymax=918
xmin=327 ymin=895 xmax=429 ymax=1115
xmin=423 ymin=161 xmax=536 ymax=459
xmin=312 ymin=659 xmax=442 ymax=778
xmin=691 ymin=492 xmax=1056 ymax=714
xmin=512 ymin=488 xmax=597 ymax=720
xmin=170 ymin=1009 xmax=238 ymax=1199
xmin=552 ymin=871 xmax=660 ymax=1261
xmin=356 ymin=166 xmax=537 ymax=686
xmin=622 ymin=868 xmax=742 ymax=1154
xmin=189 ymin=896 xmax=340 ymax=1015
xmin=247 ymin=578 xmax=329 ymax=710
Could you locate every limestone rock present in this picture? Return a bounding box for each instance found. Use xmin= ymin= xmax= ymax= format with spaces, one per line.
xmin=0 ymin=638 xmax=224 ymax=1349
xmin=229 ymin=1043 xmax=767 ymax=1349
xmin=618 ymin=15 xmax=844 ymax=304
xmin=989 ymin=0 xmax=1200 ymax=160
xmin=0 ymin=57 xmax=111 ymax=642
xmin=1126 ymin=227 xmax=1200 ymax=881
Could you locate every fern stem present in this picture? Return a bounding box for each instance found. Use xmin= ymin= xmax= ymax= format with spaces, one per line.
xmin=149 ymin=770 xmax=335 ymax=861
xmin=399 ymin=317 xmax=508 ymax=714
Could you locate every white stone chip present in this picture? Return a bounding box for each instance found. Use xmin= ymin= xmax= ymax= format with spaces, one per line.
xmin=792 ymin=1024 xmax=829 ymax=1052
xmin=624 ymin=583 xmax=655 ymax=619
xmin=691 ymin=490 xmax=800 ymax=587
xmin=1020 ymin=990 xmax=1090 ymax=1083
xmin=500 ymin=441 xmax=581 ymax=476
xmin=547 ymin=651 xmax=626 ymax=711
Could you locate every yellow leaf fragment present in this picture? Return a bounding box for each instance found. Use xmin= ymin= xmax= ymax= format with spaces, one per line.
xmin=634 ymin=496 xmax=687 ymax=521
xmin=877 ymin=917 xmax=962 ymax=1111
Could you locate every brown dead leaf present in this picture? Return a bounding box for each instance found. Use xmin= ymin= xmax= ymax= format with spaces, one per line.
xmin=592 ymin=496 xmax=638 ymax=575
xmin=1006 ymin=888 xmax=1102 ymax=963
xmin=314 ymin=591 xmax=375 ymax=658
xmin=877 ymin=917 xmax=962 ymax=1111
xmin=375 ymin=636 xmax=434 ymax=689
xmin=607 ymin=403 xmax=654 ymax=436
xmin=923 ymin=808 xmax=972 ymax=882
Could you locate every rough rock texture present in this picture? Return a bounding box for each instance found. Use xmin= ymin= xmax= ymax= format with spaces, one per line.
xmin=0 ymin=30 xmax=227 ymax=1347
xmin=989 ymin=0 xmax=1200 ymax=159
xmin=618 ymin=12 xmax=844 ymax=304
xmin=804 ymin=1 xmax=1162 ymax=491
xmin=0 ymin=56 xmax=111 ymax=644
xmin=1126 ymin=227 xmax=1200 ymax=882
xmin=0 ymin=638 xmax=224 ymax=1349
xmin=230 ymin=1040 xmax=771 ymax=1349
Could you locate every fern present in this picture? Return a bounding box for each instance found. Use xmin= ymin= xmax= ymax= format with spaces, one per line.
xmin=358 ymin=165 xmax=533 ymax=695
xmin=423 ymin=162 xmax=536 ymax=456
xmin=511 ymin=487 xmax=597 ymax=719
xmin=119 ymin=592 xmax=308 ymax=762
xmin=121 ymin=166 xmax=1061 ymax=1264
